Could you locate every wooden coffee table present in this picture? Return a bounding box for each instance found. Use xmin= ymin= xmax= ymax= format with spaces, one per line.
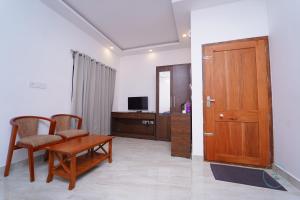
xmin=46 ymin=135 xmax=113 ymax=190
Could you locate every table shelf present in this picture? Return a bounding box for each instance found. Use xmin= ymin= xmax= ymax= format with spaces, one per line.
xmin=54 ymin=152 xmax=108 ymax=179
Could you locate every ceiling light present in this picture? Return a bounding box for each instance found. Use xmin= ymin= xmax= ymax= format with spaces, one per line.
xmin=182 ymin=33 xmax=187 ymax=38
xmin=109 ymin=46 xmax=114 ymax=50
xmin=149 ymin=49 xmax=153 ymax=53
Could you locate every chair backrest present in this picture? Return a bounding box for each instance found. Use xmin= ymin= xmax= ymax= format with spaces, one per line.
xmin=52 ymin=115 xmax=71 ymax=132
xmin=14 ymin=118 xmax=39 ymax=138
xmin=52 ymin=114 xmax=81 ymax=132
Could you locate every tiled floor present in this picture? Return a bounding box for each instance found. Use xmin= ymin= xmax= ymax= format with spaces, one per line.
xmin=0 ymin=137 xmax=299 ymax=200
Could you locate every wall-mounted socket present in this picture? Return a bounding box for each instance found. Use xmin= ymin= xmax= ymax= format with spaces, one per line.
xmin=142 ymin=120 xmax=155 ymax=125
xmin=29 ymin=82 xmax=47 ymax=89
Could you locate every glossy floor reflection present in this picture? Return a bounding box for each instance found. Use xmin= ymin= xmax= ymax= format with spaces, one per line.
xmin=1 ymin=137 xmax=299 ymax=200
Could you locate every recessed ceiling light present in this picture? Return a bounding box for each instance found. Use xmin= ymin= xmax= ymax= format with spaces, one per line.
xmin=182 ymin=33 xmax=187 ymax=38
xmin=149 ymin=49 xmax=153 ymax=52
xmin=109 ymin=46 xmax=114 ymax=50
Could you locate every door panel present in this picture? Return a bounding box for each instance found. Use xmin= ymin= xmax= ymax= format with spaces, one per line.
xmin=215 ymin=122 xmax=243 ymax=157
xmin=244 ymin=122 xmax=260 ymax=158
xmin=171 ymin=64 xmax=191 ymax=113
xmin=156 ymin=115 xmax=170 ymax=141
xmin=203 ymin=37 xmax=272 ymax=167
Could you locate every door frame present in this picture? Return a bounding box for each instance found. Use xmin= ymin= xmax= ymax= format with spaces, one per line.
xmin=202 ymin=36 xmax=274 ymax=167
xmin=156 ymin=65 xmax=172 ymax=141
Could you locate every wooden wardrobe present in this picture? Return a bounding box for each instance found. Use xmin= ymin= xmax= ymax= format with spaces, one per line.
xmin=156 ymin=64 xmax=192 ymax=158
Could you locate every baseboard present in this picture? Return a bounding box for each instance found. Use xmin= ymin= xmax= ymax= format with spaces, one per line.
xmin=273 ymin=164 xmax=300 ymax=190
xmin=0 ymin=155 xmax=44 ymax=176
xmin=192 ymin=155 xmax=204 ymax=161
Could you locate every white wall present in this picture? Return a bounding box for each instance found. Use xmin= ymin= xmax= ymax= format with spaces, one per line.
xmin=191 ymin=0 xmax=269 ymax=156
xmin=118 ymin=48 xmax=191 ymax=112
xmin=267 ymin=0 xmax=300 ymax=181
xmin=0 ymin=0 xmax=120 ymax=167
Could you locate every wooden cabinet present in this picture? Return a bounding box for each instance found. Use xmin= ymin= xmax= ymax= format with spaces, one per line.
xmin=111 ymin=112 xmax=156 ymax=140
xmin=171 ymin=114 xmax=191 ymax=158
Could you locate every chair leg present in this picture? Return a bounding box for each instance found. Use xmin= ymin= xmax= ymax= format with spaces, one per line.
xmin=4 ymin=126 xmax=18 ymax=177
xmin=44 ymin=150 xmax=49 ymax=161
xmin=27 ymin=148 xmax=35 ymax=182
xmin=4 ymin=144 xmax=15 ymax=177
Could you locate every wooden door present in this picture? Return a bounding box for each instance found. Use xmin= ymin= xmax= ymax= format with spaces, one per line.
xmin=171 ymin=64 xmax=191 ymax=113
xmin=203 ymin=37 xmax=273 ymax=167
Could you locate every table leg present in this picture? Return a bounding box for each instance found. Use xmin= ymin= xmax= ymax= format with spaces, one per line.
xmin=46 ymin=151 xmax=54 ymax=183
xmin=69 ymin=156 xmax=77 ymax=190
xmin=91 ymin=147 xmax=94 ymax=157
xmin=108 ymin=140 xmax=112 ymax=163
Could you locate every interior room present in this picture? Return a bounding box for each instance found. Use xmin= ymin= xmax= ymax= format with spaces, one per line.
xmin=0 ymin=0 xmax=299 ymax=199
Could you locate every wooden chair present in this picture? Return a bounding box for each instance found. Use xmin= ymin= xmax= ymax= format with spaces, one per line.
xmin=4 ymin=116 xmax=63 ymax=182
xmin=51 ymin=114 xmax=89 ymax=141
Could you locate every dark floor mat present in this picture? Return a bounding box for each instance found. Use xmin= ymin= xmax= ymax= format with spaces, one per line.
xmin=210 ymin=164 xmax=286 ymax=191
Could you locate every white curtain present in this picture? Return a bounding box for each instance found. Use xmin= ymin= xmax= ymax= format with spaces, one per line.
xmin=71 ymin=52 xmax=116 ymax=135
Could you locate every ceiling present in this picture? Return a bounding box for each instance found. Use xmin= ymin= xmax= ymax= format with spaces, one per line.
xmin=63 ymin=0 xmax=179 ymax=50
xmin=42 ymin=0 xmax=241 ymax=56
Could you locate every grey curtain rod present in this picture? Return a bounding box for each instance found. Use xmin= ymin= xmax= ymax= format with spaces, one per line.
xmin=70 ymin=49 xmax=82 ymax=56
xmin=71 ymin=49 xmax=97 ymax=61
xmin=70 ymin=49 xmax=116 ymax=71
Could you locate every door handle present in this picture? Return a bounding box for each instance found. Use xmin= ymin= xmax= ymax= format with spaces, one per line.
xmin=206 ymin=96 xmax=215 ymax=107
xmin=204 ymin=132 xmax=215 ymax=136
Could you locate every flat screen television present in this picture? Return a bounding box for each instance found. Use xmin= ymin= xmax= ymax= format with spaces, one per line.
xmin=128 ymin=96 xmax=148 ymax=111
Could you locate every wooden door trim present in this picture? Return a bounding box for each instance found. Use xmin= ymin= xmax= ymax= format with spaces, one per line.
xmin=202 ymin=36 xmax=273 ymax=167
xmin=265 ymin=39 xmax=274 ymax=164
xmin=156 ymin=66 xmax=172 ymax=141
xmin=202 ymin=36 xmax=269 ymax=48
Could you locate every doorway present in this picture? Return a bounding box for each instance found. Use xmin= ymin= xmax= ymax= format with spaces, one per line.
xmin=203 ymin=37 xmax=273 ymax=167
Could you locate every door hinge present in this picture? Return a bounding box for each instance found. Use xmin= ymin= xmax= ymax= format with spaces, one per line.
xmin=203 ymin=56 xmax=213 ymax=60
xmin=204 ymin=132 xmax=215 ymax=136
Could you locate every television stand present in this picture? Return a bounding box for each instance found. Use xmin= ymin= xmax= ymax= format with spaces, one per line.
xmin=111 ymin=112 xmax=156 ymax=140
